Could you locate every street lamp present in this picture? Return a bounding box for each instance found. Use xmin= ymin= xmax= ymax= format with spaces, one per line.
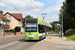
xmin=60 ymin=9 xmax=64 ymax=39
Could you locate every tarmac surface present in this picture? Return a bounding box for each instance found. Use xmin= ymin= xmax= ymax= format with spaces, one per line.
xmin=0 ymin=33 xmax=75 ymax=45
xmin=26 ymin=33 xmax=75 ymax=50
xmin=0 ymin=33 xmax=75 ymax=50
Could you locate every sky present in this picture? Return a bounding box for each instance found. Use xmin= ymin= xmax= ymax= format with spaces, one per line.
xmin=0 ymin=0 xmax=65 ymax=23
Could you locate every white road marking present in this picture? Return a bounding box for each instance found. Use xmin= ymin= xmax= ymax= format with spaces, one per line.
xmin=0 ymin=41 xmax=19 ymax=49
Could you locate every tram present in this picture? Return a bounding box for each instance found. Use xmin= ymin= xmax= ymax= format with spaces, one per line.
xmin=24 ymin=18 xmax=52 ymax=40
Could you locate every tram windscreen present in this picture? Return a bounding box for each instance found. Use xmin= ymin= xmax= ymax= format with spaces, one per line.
xmin=26 ymin=19 xmax=37 ymax=32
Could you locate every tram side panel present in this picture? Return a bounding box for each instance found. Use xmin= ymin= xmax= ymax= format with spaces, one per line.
xmin=38 ymin=25 xmax=46 ymax=40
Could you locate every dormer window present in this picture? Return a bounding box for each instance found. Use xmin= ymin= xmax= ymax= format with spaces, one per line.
xmin=9 ymin=15 xmax=11 ymax=19
xmin=5 ymin=15 xmax=7 ymax=18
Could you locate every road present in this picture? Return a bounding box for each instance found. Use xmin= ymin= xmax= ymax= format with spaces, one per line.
xmin=0 ymin=35 xmax=75 ymax=50
xmin=0 ymin=35 xmax=38 ymax=50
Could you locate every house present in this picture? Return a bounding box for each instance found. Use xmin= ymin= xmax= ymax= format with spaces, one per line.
xmin=0 ymin=10 xmax=10 ymax=34
xmin=22 ymin=18 xmax=25 ymax=27
xmin=3 ymin=12 xmax=23 ymax=32
xmin=22 ymin=18 xmax=25 ymax=32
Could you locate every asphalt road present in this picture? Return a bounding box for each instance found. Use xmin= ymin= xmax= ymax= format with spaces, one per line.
xmin=0 ymin=35 xmax=39 ymax=50
xmin=0 ymin=35 xmax=75 ymax=50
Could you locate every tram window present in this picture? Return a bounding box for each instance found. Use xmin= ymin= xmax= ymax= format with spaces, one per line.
xmin=26 ymin=19 xmax=37 ymax=32
xmin=38 ymin=25 xmax=45 ymax=33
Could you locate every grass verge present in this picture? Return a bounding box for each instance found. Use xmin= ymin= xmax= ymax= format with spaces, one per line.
xmin=65 ymin=29 xmax=75 ymax=41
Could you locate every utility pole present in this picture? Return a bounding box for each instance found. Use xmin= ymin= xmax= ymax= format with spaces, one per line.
xmin=63 ymin=2 xmax=65 ymax=35
xmin=55 ymin=24 xmax=56 ymax=33
xmin=41 ymin=13 xmax=47 ymax=20
xmin=41 ymin=13 xmax=47 ymax=36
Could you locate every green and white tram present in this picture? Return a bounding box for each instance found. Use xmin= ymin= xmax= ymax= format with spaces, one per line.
xmin=24 ymin=18 xmax=52 ymax=40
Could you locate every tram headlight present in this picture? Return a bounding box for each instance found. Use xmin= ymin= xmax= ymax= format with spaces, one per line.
xmin=34 ymin=34 xmax=37 ymax=37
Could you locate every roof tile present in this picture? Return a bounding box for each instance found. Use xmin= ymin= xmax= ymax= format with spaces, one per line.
xmin=0 ymin=16 xmax=10 ymax=22
xmin=22 ymin=18 xmax=25 ymax=22
xmin=10 ymin=13 xmax=22 ymax=19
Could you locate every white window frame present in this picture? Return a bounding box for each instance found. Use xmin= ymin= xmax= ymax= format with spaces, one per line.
xmin=19 ymin=21 xmax=22 ymax=25
xmin=9 ymin=15 xmax=11 ymax=19
xmin=3 ymin=21 xmax=5 ymax=25
xmin=7 ymin=22 xmax=10 ymax=25
xmin=5 ymin=15 xmax=7 ymax=18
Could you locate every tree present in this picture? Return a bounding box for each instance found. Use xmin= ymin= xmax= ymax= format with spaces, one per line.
xmin=66 ymin=0 xmax=75 ymax=28
xmin=25 ymin=15 xmax=33 ymax=19
xmin=59 ymin=0 xmax=75 ymax=33
xmin=50 ymin=22 xmax=58 ymax=33
xmin=10 ymin=29 xmax=15 ymax=32
xmin=14 ymin=26 xmax=21 ymax=32
xmin=59 ymin=1 xmax=67 ymax=33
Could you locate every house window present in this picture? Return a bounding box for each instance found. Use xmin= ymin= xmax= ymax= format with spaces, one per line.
xmin=5 ymin=15 xmax=7 ymax=18
xmin=9 ymin=15 xmax=11 ymax=19
xmin=3 ymin=21 xmax=5 ymax=25
xmin=0 ymin=19 xmax=3 ymax=24
xmin=19 ymin=21 xmax=22 ymax=25
xmin=7 ymin=22 xmax=10 ymax=25
xmin=5 ymin=21 xmax=7 ymax=25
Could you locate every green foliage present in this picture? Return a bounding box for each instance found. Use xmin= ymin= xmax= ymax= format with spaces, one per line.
xmin=25 ymin=15 xmax=33 ymax=19
xmin=66 ymin=0 xmax=75 ymax=28
xmin=65 ymin=29 xmax=75 ymax=36
xmin=14 ymin=26 xmax=21 ymax=32
xmin=50 ymin=22 xmax=58 ymax=33
xmin=10 ymin=29 xmax=15 ymax=32
xmin=59 ymin=1 xmax=75 ymax=33
xmin=59 ymin=13 xmax=62 ymax=21
xmin=65 ymin=29 xmax=75 ymax=41
xmin=4 ymin=30 xmax=10 ymax=32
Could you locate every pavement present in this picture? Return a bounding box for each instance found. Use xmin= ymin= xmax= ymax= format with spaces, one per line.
xmin=43 ymin=33 xmax=75 ymax=45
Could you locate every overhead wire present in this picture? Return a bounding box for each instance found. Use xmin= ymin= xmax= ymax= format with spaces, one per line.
xmin=0 ymin=0 xmax=50 ymax=20
xmin=0 ymin=0 xmax=29 ymax=15
xmin=30 ymin=0 xmax=43 ymax=13
xmin=30 ymin=0 xmax=51 ymax=21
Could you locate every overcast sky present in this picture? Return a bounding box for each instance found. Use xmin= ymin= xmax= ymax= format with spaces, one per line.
xmin=0 ymin=0 xmax=65 ymax=23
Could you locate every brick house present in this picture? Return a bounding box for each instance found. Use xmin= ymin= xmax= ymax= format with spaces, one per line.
xmin=22 ymin=18 xmax=25 ymax=32
xmin=0 ymin=10 xmax=10 ymax=34
xmin=3 ymin=12 xmax=23 ymax=32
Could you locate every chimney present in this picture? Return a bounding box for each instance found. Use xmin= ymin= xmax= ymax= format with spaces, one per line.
xmin=0 ymin=10 xmax=3 ymax=16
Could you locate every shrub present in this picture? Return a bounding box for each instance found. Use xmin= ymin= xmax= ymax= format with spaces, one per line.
xmin=65 ymin=29 xmax=75 ymax=36
xmin=65 ymin=29 xmax=75 ymax=41
xmin=14 ymin=26 xmax=21 ymax=32
xmin=4 ymin=30 xmax=10 ymax=32
xmin=10 ymin=29 xmax=15 ymax=32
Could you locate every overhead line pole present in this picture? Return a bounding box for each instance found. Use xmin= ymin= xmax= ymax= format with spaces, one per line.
xmin=30 ymin=0 xmax=48 ymax=20
xmin=41 ymin=13 xmax=47 ymax=20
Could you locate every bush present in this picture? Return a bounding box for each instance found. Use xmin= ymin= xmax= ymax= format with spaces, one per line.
xmin=4 ymin=30 xmax=10 ymax=32
xmin=10 ymin=29 xmax=15 ymax=32
xmin=65 ymin=29 xmax=75 ymax=36
xmin=65 ymin=29 xmax=75 ymax=41
xmin=14 ymin=26 xmax=21 ymax=32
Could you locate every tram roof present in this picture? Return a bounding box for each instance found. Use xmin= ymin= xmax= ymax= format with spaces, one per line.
xmin=38 ymin=18 xmax=52 ymax=28
xmin=25 ymin=18 xmax=52 ymax=28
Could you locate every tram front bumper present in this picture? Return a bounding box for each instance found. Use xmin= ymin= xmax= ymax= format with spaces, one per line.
xmin=24 ymin=36 xmax=39 ymax=40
